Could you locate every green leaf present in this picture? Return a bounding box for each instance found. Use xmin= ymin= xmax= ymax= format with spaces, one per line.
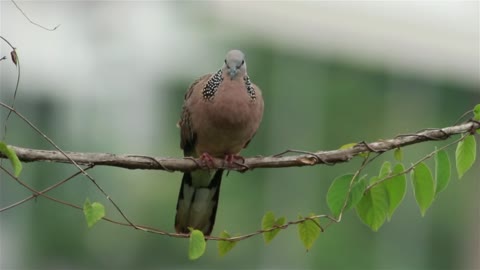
xmin=384 ymin=163 xmax=406 ymax=220
xmin=473 ymin=104 xmax=480 ymax=134
xmin=218 ymin=231 xmax=236 ymax=257
xmin=339 ymin=143 xmax=368 ymax=157
xmin=83 ymin=198 xmax=105 ymax=228
xmin=189 ymin=229 xmax=206 ymax=260
xmin=355 ymin=183 xmax=388 ymax=231
xmin=261 ymin=211 xmax=285 ymax=244
xmin=435 ymin=149 xmax=451 ymax=195
xmin=455 ymin=135 xmax=476 ymax=179
xmin=327 ymin=174 xmax=367 ymax=217
xmin=411 ymin=162 xmax=435 ymax=216
xmin=394 ymin=148 xmax=403 ymax=162
xmin=349 ymin=176 xmax=368 ymax=210
xmin=0 ymin=142 xmax=22 ymax=177
xmin=339 ymin=143 xmax=357 ymax=150
xmin=379 ymin=161 xmax=392 ymax=178
xmin=473 ymin=104 xmax=480 ymax=121
xmin=297 ymin=215 xmax=321 ymax=251
xmin=326 ymin=174 xmax=354 ymax=217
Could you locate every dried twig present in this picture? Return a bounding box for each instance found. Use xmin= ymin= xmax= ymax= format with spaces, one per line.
xmin=0 ymin=102 xmax=138 ymax=228
xmin=0 ymin=36 xmax=21 ymax=141
xmin=1 ymin=109 xmax=477 ymax=173
xmin=10 ymin=0 xmax=60 ymax=31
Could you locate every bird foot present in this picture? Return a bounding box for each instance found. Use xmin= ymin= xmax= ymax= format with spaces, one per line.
xmin=200 ymin=152 xmax=215 ymax=169
xmin=224 ymin=154 xmax=244 ymax=165
xmin=223 ymin=154 xmax=249 ymax=172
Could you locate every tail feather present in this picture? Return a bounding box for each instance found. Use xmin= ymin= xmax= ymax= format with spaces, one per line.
xmin=175 ymin=169 xmax=223 ymax=235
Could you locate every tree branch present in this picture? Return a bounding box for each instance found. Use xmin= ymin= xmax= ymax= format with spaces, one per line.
xmin=2 ymin=121 xmax=478 ymax=172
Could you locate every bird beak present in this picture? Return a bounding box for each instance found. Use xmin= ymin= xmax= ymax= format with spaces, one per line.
xmin=228 ymin=67 xmax=237 ymax=79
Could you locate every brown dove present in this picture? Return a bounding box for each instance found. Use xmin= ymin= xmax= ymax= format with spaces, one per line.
xmin=175 ymin=50 xmax=264 ymax=236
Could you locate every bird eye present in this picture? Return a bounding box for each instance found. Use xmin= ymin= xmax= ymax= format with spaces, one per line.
xmin=236 ymin=60 xmax=245 ymax=69
xmin=224 ymin=59 xmax=230 ymax=68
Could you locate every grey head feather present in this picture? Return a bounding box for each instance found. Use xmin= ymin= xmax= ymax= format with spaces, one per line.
xmin=223 ymin=49 xmax=247 ymax=79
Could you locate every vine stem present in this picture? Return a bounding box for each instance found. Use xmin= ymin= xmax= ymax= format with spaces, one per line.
xmin=366 ymin=133 xmax=468 ymax=191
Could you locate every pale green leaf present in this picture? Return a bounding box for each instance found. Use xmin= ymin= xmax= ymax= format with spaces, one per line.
xmin=339 ymin=143 xmax=357 ymax=150
xmin=435 ymin=149 xmax=451 ymax=196
xmin=83 ymin=198 xmax=105 ymax=228
xmin=384 ymin=163 xmax=406 ymax=220
xmin=349 ymin=176 xmax=368 ymax=210
xmin=411 ymin=162 xmax=435 ymax=216
xmin=326 ymin=174 xmax=367 ymax=217
xmin=262 ymin=211 xmax=275 ymax=231
xmin=189 ymin=229 xmax=206 ymax=260
xmin=218 ymin=231 xmax=236 ymax=257
xmin=369 ymin=176 xmax=379 ymax=184
xmin=455 ymin=135 xmax=476 ymax=179
xmin=297 ymin=215 xmax=321 ymax=251
xmin=339 ymin=143 xmax=368 ymax=157
xmin=379 ymin=161 xmax=392 ymax=178
xmin=474 ymin=104 xmax=480 ymax=134
xmin=0 ymin=142 xmax=22 ymax=177
xmin=261 ymin=211 xmax=284 ymax=244
xmin=394 ymin=148 xmax=403 ymax=162
xmin=355 ymin=183 xmax=388 ymax=231
xmin=326 ymin=174 xmax=354 ymax=217
xmin=473 ymin=104 xmax=480 ymax=121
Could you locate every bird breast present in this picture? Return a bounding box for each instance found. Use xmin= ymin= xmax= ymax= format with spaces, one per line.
xmin=190 ymin=79 xmax=263 ymax=157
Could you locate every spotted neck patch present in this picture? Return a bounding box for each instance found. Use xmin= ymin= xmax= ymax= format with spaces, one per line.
xmin=244 ymin=75 xmax=256 ymax=100
xmin=202 ymin=70 xmax=256 ymax=101
xmin=202 ymin=70 xmax=223 ymax=100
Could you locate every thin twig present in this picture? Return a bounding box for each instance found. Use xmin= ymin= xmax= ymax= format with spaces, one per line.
xmin=366 ymin=133 xmax=468 ymax=191
xmin=0 ymin=102 xmax=138 ymax=228
xmin=0 ymin=36 xmax=21 ymax=142
xmin=0 ymin=164 xmax=183 ymax=237
xmin=208 ymin=214 xmax=336 ymax=242
xmin=454 ymin=110 xmax=473 ymax=125
xmin=0 ymin=160 xmax=348 ymax=241
xmin=10 ymin=0 xmax=60 ymax=31
xmin=0 ymin=165 xmax=94 ymax=212
xmin=336 ymin=152 xmax=373 ymax=222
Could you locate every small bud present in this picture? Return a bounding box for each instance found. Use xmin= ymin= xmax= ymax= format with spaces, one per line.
xmin=11 ymin=50 xmax=18 ymax=66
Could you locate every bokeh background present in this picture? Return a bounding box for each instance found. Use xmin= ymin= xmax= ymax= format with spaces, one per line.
xmin=1 ymin=1 xmax=479 ymax=269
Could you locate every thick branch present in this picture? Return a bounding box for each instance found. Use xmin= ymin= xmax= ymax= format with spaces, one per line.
xmin=1 ymin=121 xmax=478 ymax=172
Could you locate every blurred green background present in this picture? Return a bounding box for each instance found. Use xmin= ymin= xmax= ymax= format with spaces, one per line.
xmin=1 ymin=1 xmax=479 ymax=269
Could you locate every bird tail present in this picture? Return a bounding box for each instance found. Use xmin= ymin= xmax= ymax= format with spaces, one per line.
xmin=175 ymin=169 xmax=223 ymax=236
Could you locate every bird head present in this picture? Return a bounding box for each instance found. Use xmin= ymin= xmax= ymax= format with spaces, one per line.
xmin=223 ymin=49 xmax=246 ymax=80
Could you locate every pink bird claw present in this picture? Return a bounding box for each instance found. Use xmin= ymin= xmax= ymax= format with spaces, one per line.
xmin=200 ymin=152 xmax=215 ymax=169
xmin=224 ymin=154 xmax=245 ymax=166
